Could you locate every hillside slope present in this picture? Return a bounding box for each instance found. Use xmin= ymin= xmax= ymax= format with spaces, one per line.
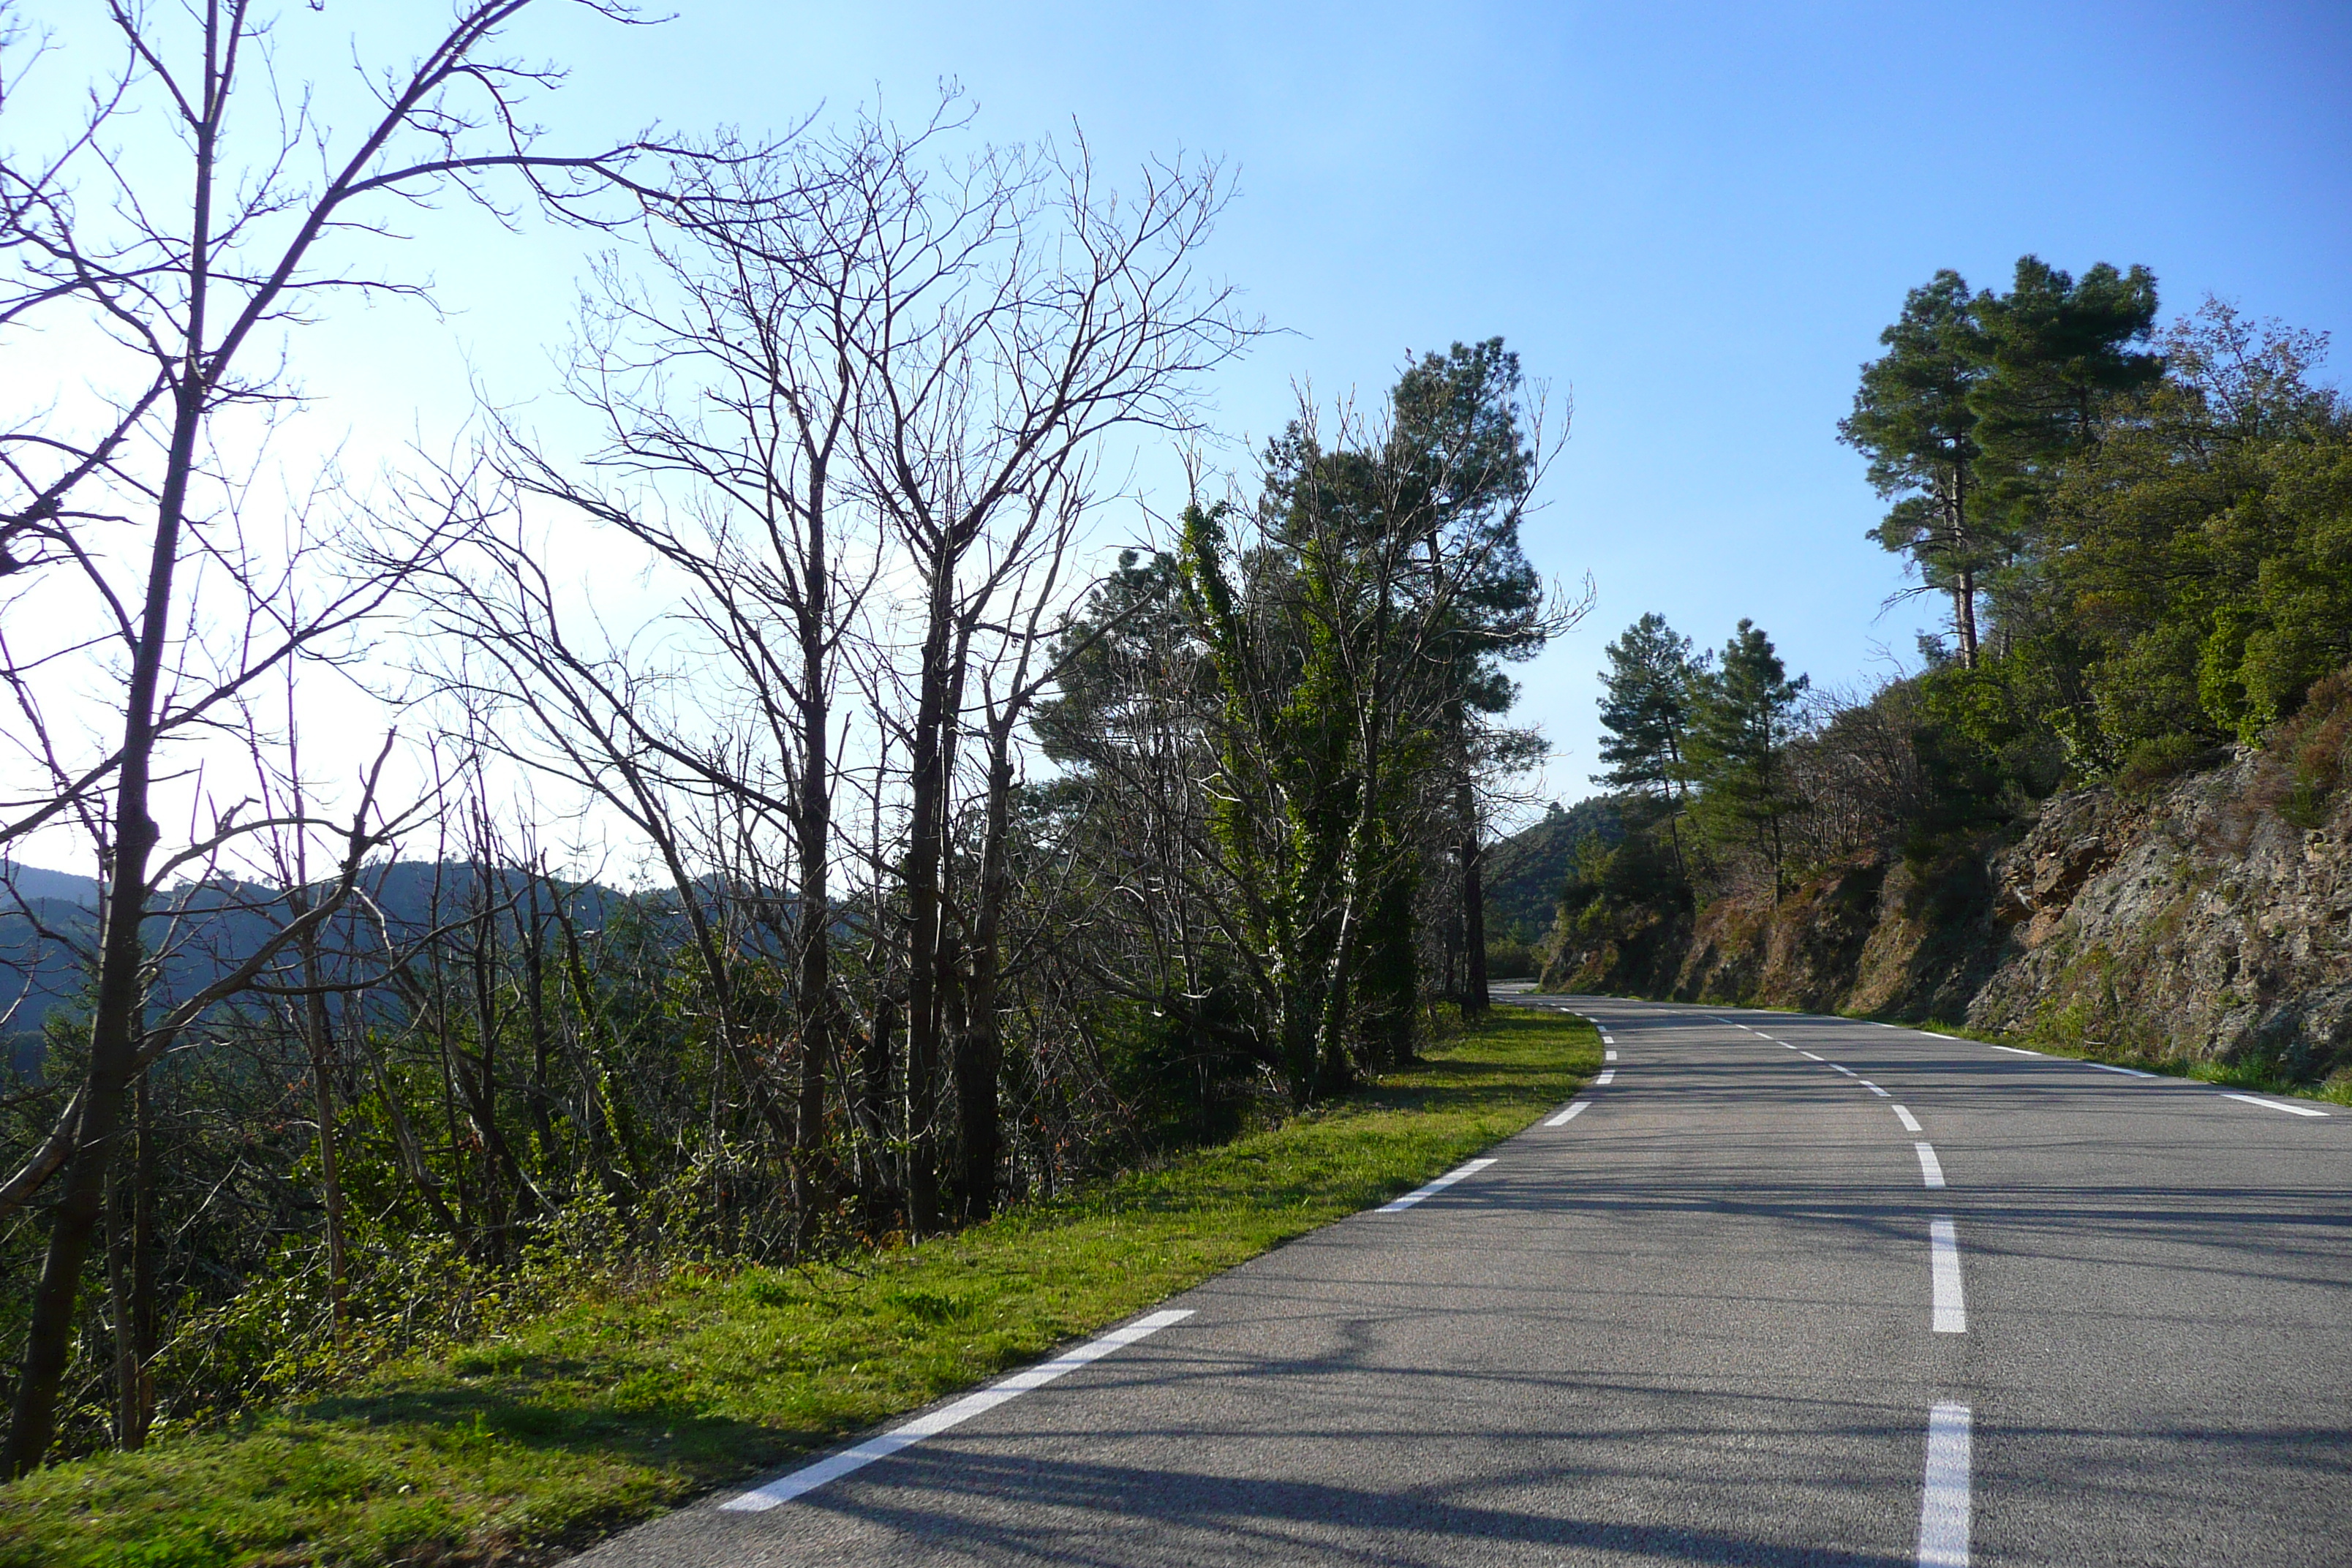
xmin=1482 ymin=798 xmax=1622 ymax=943
xmin=1542 ymin=750 xmax=2352 ymax=1092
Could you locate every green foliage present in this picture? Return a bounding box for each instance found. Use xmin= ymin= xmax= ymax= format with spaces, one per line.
xmin=1839 ymin=269 xmax=1994 ymax=650
xmin=1969 ymin=255 xmax=2163 ymax=532
xmin=1479 ymin=799 xmax=1624 ymax=942
xmin=1593 ymin=614 xmax=1705 ymax=802
xmin=1839 ymin=274 xmax=2351 ymax=804
xmin=1686 ymin=620 xmax=1810 ymax=894
xmin=1556 ymin=810 xmax=1692 ymax=932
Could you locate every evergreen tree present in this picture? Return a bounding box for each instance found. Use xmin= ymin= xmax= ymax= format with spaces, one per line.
xmin=1688 ymin=620 xmax=1810 ymax=897
xmin=1970 ymin=257 xmax=2163 ymax=513
xmin=1594 ymin=614 xmax=1705 ymax=799
xmin=1593 ymin=614 xmax=1706 ymax=870
xmin=1839 ymin=270 xmax=1994 ymax=666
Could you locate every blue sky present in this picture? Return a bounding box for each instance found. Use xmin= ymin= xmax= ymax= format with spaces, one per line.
xmin=497 ymin=1 xmax=2352 ymax=805
xmin=31 ymin=0 xmax=2352 ymax=821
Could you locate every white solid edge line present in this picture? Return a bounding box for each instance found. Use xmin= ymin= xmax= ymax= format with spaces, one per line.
xmin=2220 ymin=1092 xmax=2330 ymax=1117
xmin=1893 ymin=1105 xmax=1923 ymax=1133
xmin=1915 ymin=1142 xmax=1947 ymax=1189
xmin=1918 ymin=1402 xmax=1972 ymax=1566
xmin=720 ymin=1308 xmax=1196 ymax=1511
xmin=1376 ymin=1156 xmax=1500 ymax=1213
xmin=1595 ymin=1069 xmax=1616 ymax=1086
xmin=1929 ymin=1216 xmax=1966 ymax=1333
xmin=1988 ymin=1044 xmax=2041 ymax=1056
xmin=1862 ymin=1081 xmax=1891 ymax=1097
xmin=2084 ymin=1062 xmax=2157 ymax=1078
xmin=1545 ymin=1101 xmax=1589 ymax=1128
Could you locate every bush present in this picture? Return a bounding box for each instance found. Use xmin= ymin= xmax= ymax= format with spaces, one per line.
xmin=2269 ymin=666 xmax=2352 ymax=828
xmin=1484 ymin=936 xmax=1537 ymax=979
xmin=2114 ymin=732 xmax=2222 ymax=797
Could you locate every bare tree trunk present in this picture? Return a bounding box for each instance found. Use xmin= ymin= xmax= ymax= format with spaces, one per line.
xmin=127 ymin=1074 xmax=154 ymax=1447
xmin=861 ymin=989 xmax=900 ymax=1229
xmin=901 ymin=592 xmax=955 ymax=1236
xmin=2 ymin=366 xmax=194 ymax=1482
xmin=298 ymin=936 xmax=348 ymax=1344
xmin=957 ymin=743 xmax=1015 ymax=1222
xmin=104 ymin=1134 xmax=136 ymax=1450
xmin=523 ymin=877 xmax=555 ymax=1158
xmin=1955 ymin=565 xmax=1980 ymax=669
xmin=790 ymin=478 xmax=837 ymax=1252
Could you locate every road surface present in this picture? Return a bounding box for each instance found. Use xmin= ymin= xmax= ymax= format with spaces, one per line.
xmin=577 ymin=991 xmax=2351 ymax=1566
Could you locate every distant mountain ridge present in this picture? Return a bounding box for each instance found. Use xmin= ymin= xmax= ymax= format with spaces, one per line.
xmin=1 ymin=860 xmax=100 ymax=907
xmin=1 ymin=861 xmax=637 ymax=1059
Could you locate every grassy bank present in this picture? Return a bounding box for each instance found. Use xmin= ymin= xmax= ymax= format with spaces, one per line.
xmin=0 ymin=1009 xmax=1594 ymax=1568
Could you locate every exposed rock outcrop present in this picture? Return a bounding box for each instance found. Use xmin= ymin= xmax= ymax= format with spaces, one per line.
xmin=1969 ymin=753 xmax=2352 ymax=1079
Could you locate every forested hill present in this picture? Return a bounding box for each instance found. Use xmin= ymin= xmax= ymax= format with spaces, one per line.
xmin=2 ymin=863 xmax=631 ymax=1054
xmin=1482 ymin=799 xmax=1622 ymax=943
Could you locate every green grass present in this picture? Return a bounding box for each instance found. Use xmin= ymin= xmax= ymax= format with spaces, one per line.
xmin=0 ymin=1009 xmax=1594 ymax=1568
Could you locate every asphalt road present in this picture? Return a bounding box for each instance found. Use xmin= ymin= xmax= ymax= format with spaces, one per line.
xmin=576 ymin=991 xmax=2352 ymax=1567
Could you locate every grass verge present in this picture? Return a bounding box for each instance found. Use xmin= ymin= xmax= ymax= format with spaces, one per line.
xmin=0 ymin=1008 xmax=1594 ymax=1568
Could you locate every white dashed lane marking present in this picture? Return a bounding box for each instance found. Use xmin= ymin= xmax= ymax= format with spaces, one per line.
xmin=1915 ymin=1142 xmax=1948 ymax=1189
xmin=1376 ymin=1158 xmax=1498 ymax=1213
xmin=1917 ymin=1403 xmax=1972 ymax=1564
xmin=720 ymin=1309 xmax=1195 ymax=1510
xmin=1929 ymin=1218 xmax=1967 ymax=1333
xmin=2221 ymin=1093 xmax=2329 ymax=1118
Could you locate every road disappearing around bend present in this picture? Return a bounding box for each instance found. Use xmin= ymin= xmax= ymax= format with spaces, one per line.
xmin=580 ymin=990 xmax=2351 ymax=1567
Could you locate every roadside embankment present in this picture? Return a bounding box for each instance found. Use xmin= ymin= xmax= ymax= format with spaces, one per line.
xmin=1542 ymin=745 xmax=2352 ymax=1100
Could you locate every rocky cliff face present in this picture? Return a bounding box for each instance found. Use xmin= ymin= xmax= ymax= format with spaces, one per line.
xmin=1968 ymin=754 xmax=2352 ymax=1082
xmin=1540 ymin=750 xmax=2352 ymax=1090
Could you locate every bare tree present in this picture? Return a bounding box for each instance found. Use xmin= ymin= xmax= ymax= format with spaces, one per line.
xmin=852 ymin=132 xmax=1251 ymax=1227
xmin=0 ymin=0 xmax=700 ymax=1475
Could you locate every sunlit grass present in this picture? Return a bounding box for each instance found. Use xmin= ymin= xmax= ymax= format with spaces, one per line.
xmin=0 ymin=1008 xmax=1595 ymax=1568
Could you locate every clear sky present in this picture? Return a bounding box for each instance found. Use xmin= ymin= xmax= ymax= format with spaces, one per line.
xmin=23 ymin=0 xmax=2352 ymax=827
